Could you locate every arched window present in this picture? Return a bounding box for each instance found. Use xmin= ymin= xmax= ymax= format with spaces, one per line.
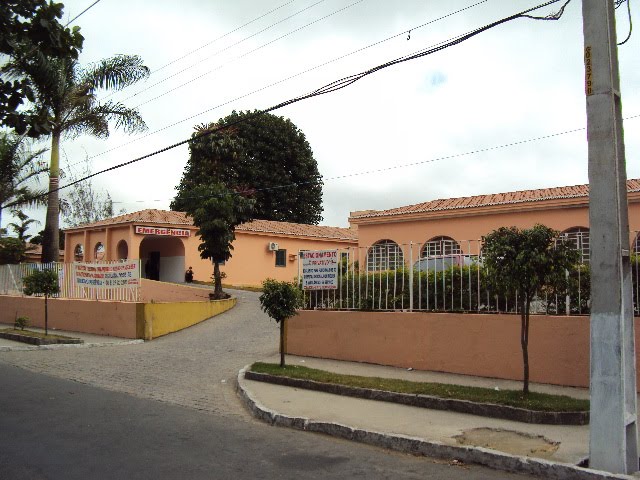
xmin=94 ymin=242 xmax=105 ymax=261
xmin=116 ymin=240 xmax=128 ymax=260
xmin=366 ymin=240 xmax=404 ymax=271
xmin=633 ymin=233 xmax=640 ymax=254
xmin=421 ymin=236 xmax=461 ymax=258
xmin=74 ymin=244 xmax=84 ymax=261
xmin=561 ymin=227 xmax=590 ymax=263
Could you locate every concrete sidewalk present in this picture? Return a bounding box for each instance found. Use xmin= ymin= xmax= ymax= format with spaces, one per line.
xmin=0 ymin=323 xmax=142 ymax=351
xmin=238 ymin=355 xmax=639 ymax=480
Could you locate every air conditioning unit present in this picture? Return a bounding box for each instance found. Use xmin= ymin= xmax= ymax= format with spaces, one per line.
xmin=268 ymin=242 xmax=279 ymax=251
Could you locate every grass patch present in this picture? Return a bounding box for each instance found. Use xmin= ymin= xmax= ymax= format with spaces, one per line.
xmin=0 ymin=328 xmax=78 ymax=341
xmin=250 ymin=362 xmax=589 ymax=413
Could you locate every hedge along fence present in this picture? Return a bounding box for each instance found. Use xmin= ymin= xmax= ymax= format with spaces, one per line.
xmin=303 ymin=258 xmax=640 ymax=315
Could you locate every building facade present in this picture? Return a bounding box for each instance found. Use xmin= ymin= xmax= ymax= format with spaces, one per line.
xmin=63 ymin=210 xmax=358 ymax=286
xmin=347 ymin=179 xmax=640 ymax=270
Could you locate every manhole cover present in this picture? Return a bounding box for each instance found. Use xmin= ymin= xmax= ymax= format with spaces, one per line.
xmin=453 ymin=428 xmax=560 ymax=459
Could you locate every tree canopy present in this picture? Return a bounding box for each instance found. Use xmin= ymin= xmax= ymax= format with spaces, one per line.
xmin=172 ymin=181 xmax=254 ymax=298
xmin=259 ymin=279 xmax=302 ymax=367
xmin=3 ymin=53 xmax=149 ymax=262
xmin=176 ymin=110 xmax=324 ymax=225
xmin=0 ymin=131 xmax=48 ymax=227
xmin=482 ymin=224 xmax=578 ymax=394
xmin=1 ymin=1 xmax=84 ymax=137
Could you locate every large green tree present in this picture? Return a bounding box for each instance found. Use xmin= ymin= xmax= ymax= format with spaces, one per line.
xmin=3 ymin=54 xmax=149 ymax=262
xmin=172 ymin=181 xmax=254 ymax=298
xmin=482 ymin=224 xmax=578 ymax=394
xmin=179 ymin=111 xmax=324 ymax=225
xmin=1 ymin=1 xmax=84 ymax=137
xmin=0 ymin=131 xmax=48 ymax=228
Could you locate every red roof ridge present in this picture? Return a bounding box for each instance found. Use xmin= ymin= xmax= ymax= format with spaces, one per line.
xmin=350 ymin=179 xmax=640 ymax=220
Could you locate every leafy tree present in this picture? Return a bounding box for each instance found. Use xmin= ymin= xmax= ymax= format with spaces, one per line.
xmin=61 ymin=159 xmax=124 ymax=227
xmin=172 ymin=181 xmax=254 ymax=298
xmin=0 ymin=237 xmax=26 ymax=264
xmin=482 ymin=225 xmax=578 ymax=394
xmin=3 ymin=54 xmax=150 ymax=262
xmin=1 ymin=1 xmax=84 ymax=137
xmin=23 ymin=268 xmax=60 ymax=335
xmin=30 ymin=228 xmax=64 ymax=249
xmin=7 ymin=209 xmax=39 ymax=246
xmin=259 ymin=279 xmax=303 ymax=367
xmin=179 ymin=111 xmax=324 ymax=225
xmin=0 ymin=131 xmax=48 ymax=227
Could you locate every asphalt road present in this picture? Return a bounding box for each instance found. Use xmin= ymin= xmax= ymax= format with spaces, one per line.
xmin=0 ymin=289 xmax=534 ymax=479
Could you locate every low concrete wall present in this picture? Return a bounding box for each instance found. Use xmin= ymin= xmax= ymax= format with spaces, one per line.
xmin=143 ymin=297 xmax=236 ymax=339
xmin=285 ymin=310 xmax=628 ymax=390
xmin=0 ymin=296 xmax=141 ymax=338
xmin=0 ymin=294 xmax=236 ymax=340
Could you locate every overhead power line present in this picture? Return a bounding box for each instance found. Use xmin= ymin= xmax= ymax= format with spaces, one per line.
xmin=110 ymin=123 xmax=597 ymax=206
xmin=74 ymin=0 xmax=489 ymax=167
xmin=2 ymin=0 xmax=573 ymax=211
xmin=120 ymin=0 xmax=334 ymax=105
xmin=65 ymin=0 xmax=103 ymax=26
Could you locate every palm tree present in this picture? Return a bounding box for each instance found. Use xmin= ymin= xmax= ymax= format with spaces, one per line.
xmin=2 ymin=54 xmax=149 ymax=261
xmin=0 ymin=131 xmax=48 ymax=230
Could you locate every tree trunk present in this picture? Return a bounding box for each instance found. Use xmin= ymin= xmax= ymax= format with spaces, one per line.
xmin=280 ymin=318 xmax=286 ymax=368
xmin=44 ymin=294 xmax=48 ymax=336
xmin=213 ymin=261 xmax=223 ymax=297
xmin=521 ymin=296 xmax=530 ymax=395
xmin=42 ymin=133 xmax=60 ymax=263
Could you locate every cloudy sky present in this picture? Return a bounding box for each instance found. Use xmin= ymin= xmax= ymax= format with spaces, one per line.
xmin=6 ymin=0 xmax=640 ymax=233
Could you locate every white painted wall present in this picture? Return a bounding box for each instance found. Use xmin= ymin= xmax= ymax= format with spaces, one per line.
xmin=159 ymin=256 xmax=185 ymax=283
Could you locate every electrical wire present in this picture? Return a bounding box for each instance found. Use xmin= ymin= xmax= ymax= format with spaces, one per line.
xmin=70 ymin=0 xmax=489 ymax=167
xmin=1 ymin=0 xmax=573 ymax=211
xmin=99 ymin=0 xmax=301 ymax=104
xmin=130 ymin=0 xmax=366 ymax=109
xmin=110 ymin=124 xmax=593 ymax=205
xmin=618 ymin=0 xmax=633 ymax=45
xmin=65 ymin=0 xmax=103 ymax=26
xmin=118 ymin=0 xmax=331 ymax=104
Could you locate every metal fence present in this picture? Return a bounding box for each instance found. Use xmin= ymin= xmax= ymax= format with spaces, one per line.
xmin=0 ymin=260 xmax=141 ymax=302
xmin=300 ymin=237 xmax=640 ymax=315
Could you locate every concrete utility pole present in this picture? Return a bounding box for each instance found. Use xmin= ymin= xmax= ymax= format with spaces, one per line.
xmin=582 ymin=0 xmax=638 ymax=474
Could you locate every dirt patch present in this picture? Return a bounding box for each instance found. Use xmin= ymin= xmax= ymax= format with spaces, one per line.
xmin=453 ymin=427 xmax=560 ymax=459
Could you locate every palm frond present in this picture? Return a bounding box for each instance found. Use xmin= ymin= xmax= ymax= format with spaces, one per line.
xmin=81 ymin=55 xmax=150 ymax=92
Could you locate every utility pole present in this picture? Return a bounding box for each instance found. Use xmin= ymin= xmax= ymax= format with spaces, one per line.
xmin=582 ymin=0 xmax=638 ymax=474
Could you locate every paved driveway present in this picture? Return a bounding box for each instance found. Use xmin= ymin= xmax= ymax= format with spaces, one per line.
xmin=0 ymin=289 xmax=278 ymax=419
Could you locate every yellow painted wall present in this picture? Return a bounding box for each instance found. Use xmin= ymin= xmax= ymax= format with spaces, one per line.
xmin=140 ymin=297 xmax=236 ymax=340
xmin=0 ymin=294 xmax=236 ymax=340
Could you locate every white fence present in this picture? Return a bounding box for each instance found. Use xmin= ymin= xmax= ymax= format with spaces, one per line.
xmin=0 ymin=261 xmax=141 ymax=302
xmin=300 ymin=238 xmax=640 ymax=315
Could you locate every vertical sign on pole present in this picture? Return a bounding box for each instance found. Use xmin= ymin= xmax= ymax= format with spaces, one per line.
xmin=582 ymin=0 xmax=638 ymax=473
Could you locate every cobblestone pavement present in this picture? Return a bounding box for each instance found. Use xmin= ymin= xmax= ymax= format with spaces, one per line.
xmin=0 ymin=289 xmax=278 ymax=419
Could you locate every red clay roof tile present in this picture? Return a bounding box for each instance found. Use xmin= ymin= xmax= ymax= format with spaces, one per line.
xmin=65 ymin=209 xmax=357 ymax=241
xmin=350 ymin=179 xmax=640 ymax=220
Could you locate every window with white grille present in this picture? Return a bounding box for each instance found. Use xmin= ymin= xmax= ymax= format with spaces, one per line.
xmin=366 ymin=240 xmax=404 ymax=271
xmin=561 ymin=227 xmax=590 ymax=263
xmin=421 ymin=236 xmax=461 ymax=258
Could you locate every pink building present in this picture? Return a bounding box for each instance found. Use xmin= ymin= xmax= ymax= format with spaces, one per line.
xmin=63 ymin=210 xmax=357 ymax=286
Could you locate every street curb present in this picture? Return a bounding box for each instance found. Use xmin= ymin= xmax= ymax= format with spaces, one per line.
xmin=237 ymin=366 xmax=634 ymax=480
xmin=0 ymin=339 xmax=144 ymax=352
xmin=244 ymin=370 xmax=588 ymax=426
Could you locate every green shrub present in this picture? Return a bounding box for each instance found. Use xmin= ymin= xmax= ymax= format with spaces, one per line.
xmin=14 ymin=316 xmax=29 ymax=330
